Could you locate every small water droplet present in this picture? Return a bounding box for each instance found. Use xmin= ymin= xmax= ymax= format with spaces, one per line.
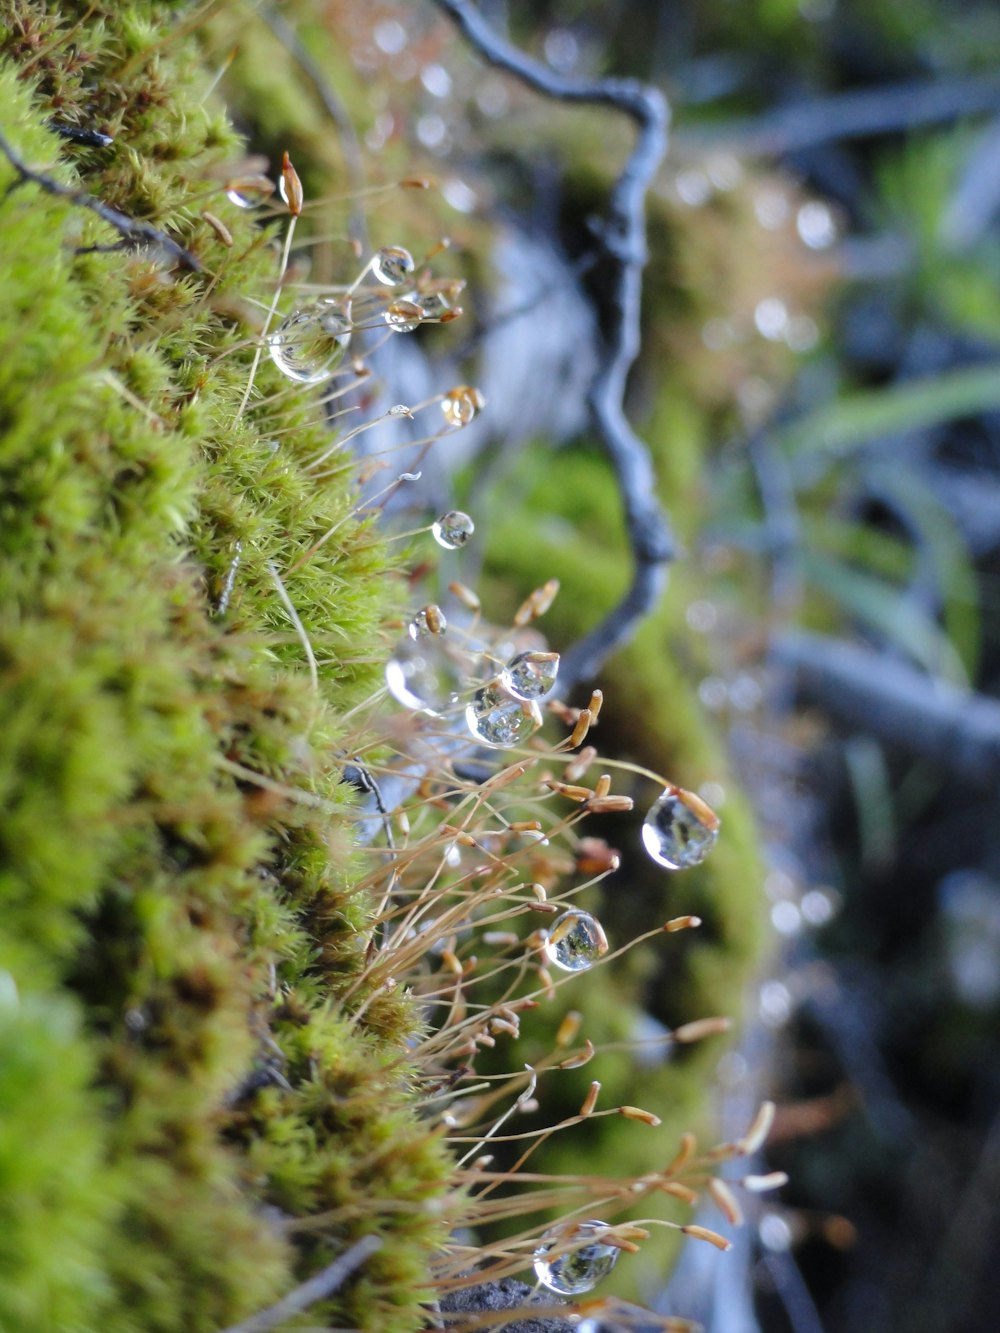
xmin=754 ymin=296 xmax=789 ymax=341
xmin=441 ymin=385 xmax=485 ymax=428
xmin=385 ymin=635 xmax=463 ymax=714
xmin=543 ymin=909 xmax=608 ymax=972
xmin=533 ymin=1219 xmax=620 ymax=1295
xmin=224 ymin=175 xmax=273 ymax=208
xmin=410 ymin=604 xmax=446 ymax=637
xmin=371 ymin=245 xmax=415 ymax=286
xmin=384 ymin=299 xmax=425 ymax=332
xmin=466 ymin=681 xmax=541 ymax=749
xmin=411 ymin=289 xmax=452 ymax=320
xmin=501 ymin=650 xmax=559 ymax=700
xmin=642 ymin=788 xmax=720 ymax=869
xmin=388 ymin=403 xmax=413 ymax=417
xmin=432 ymin=510 xmax=475 ymax=549
xmin=268 ymin=300 xmax=352 ymax=383
xmin=576 ymin=1304 xmax=652 ymax=1333
xmin=421 ymin=63 xmax=452 ymax=98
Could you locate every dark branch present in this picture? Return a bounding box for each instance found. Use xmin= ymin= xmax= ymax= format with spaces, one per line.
xmin=0 ymin=128 xmax=200 ymax=271
xmin=218 ymin=1234 xmax=382 ymax=1333
xmin=774 ymin=630 xmax=1000 ymax=786
xmin=432 ymin=0 xmax=674 ymax=691
xmin=689 ymin=72 xmax=1000 ymax=156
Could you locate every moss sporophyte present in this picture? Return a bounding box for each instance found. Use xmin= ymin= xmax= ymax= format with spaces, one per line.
xmin=0 ymin=3 xmax=775 ymax=1332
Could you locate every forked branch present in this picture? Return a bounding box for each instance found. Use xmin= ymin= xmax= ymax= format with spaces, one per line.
xmin=432 ymin=0 xmax=675 ymax=690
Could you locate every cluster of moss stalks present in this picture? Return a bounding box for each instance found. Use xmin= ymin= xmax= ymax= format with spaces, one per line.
xmin=0 ymin=3 xmax=457 ymax=1330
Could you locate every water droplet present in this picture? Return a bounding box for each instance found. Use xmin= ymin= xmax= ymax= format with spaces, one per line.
xmin=416 ymin=113 xmax=449 ymax=151
xmin=268 ymin=300 xmax=352 ymax=383
xmin=759 ymin=1213 xmax=793 ymax=1252
xmin=410 ymin=604 xmax=446 ymax=637
xmin=441 ymin=385 xmax=484 ymax=428
xmin=411 ymin=289 xmax=452 ymax=320
xmin=576 ymin=1304 xmax=652 ymax=1333
xmin=642 ymin=788 xmax=720 ymax=869
xmin=675 ymin=167 xmax=712 ymax=207
xmin=543 ymin=909 xmax=608 ymax=973
xmin=421 ymin=63 xmax=452 ymax=98
xmin=501 ymin=650 xmax=559 ymax=701
xmin=754 ymin=297 xmax=789 ymax=341
xmin=373 ymin=18 xmax=407 ymax=54
xmin=385 ymin=635 xmax=463 ymax=714
xmin=224 ymin=175 xmax=273 ymax=208
xmin=371 ymin=245 xmax=415 ymax=286
xmin=384 ymin=299 xmax=424 ymax=333
xmin=533 ymin=1219 xmax=620 ymax=1295
xmin=432 ymin=510 xmax=475 ymax=549
xmin=466 ymin=681 xmax=541 ymax=749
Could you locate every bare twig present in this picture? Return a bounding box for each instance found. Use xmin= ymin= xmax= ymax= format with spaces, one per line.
xmin=218 ymin=1234 xmax=382 ymax=1333
xmin=432 ymin=0 xmax=675 ymax=691
xmin=0 ymin=128 xmax=200 ymax=270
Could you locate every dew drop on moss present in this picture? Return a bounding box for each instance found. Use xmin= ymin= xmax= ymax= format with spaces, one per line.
xmin=224 ymin=176 xmax=273 ymax=208
xmin=642 ymin=787 xmax=720 ymax=869
xmin=533 ymin=1219 xmax=620 ymax=1294
xmin=466 ymin=681 xmax=540 ymax=748
xmin=384 ymin=299 xmax=425 ymax=332
xmin=441 ymin=384 xmax=485 ymax=428
xmin=543 ymin=909 xmax=608 ymax=972
xmin=410 ymin=604 xmax=446 ymax=637
xmin=432 ymin=510 xmax=474 ymax=549
xmin=501 ymin=650 xmax=559 ymax=701
xmin=415 ymin=290 xmax=453 ymax=320
xmin=385 ymin=635 xmax=462 ymax=714
xmin=371 ymin=245 xmax=415 ymax=286
xmin=267 ymin=300 xmax=352 ymax=383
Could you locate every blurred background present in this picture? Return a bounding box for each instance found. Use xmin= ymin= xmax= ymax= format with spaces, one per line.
xmin=239 ymin=2 xmax=1000 ymax=1329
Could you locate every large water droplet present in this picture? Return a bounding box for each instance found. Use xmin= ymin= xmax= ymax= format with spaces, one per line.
xmin=533 ymin=1219 xmax=620 ymax=1295
xmin=501 ymin=650 xmax=559 ymax=701
xmin=441 ymin=384 xmax=485 ymax=428
xmin=432 ymin=510 xmax=475 ymax=549
xmin=543 ymin=909 xmax=608 ymax=972
xmin=642 ymin=787 xmax=719 ymax=869
xmin=371 ymin=245 xmax=416 ymax=286
xmin=268 ymin=300 xmax=352 ymax=383
xmin=384 ymin=299 xmax=424 ymax=333
xmin=466 ymin=681 xmax=541 ymax=749
xmin=385 ymin=635 xmax=463 ymax=714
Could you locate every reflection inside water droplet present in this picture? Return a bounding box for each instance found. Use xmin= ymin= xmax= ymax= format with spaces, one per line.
xmin=268 ymin=300 xmax=352 ymax=383
xmin=384 ymin=299 xmax=424 ymax=332
xmin=501 ymin=650 xmax=559 ymax=701
xmin=441 ymin=385 xmax=484 ymax=428
xmin=642 ymin=788 xmax=719 ymax=869
xmin=410 ymin=604 xmax=446 ymax=637
xmin=533 ymin=1219 xmax=620 ymax=1294
xmin=371 ymin=245 xmax=415 ymax=286
xmin=224 ymin=176 xmax=273 ymax=209
xmin=543 ymin=909 xmax=608 ymax=972
xmin=432 ymin=510 xmax=475 ymax=549
xmin=466 ymin=681 xmax=541 ymax=749
xmin=385 ymin=635 xmax=463 ymax=714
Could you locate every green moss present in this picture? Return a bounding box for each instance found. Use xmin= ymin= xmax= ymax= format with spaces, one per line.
xmin=0 ymin=5 xmax=453 ymax=1330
